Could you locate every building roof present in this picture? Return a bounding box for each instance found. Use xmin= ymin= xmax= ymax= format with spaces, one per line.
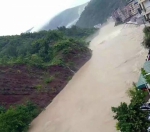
xmin=136 ymin=61 xmax=150 ymax=89
xmin=144 ymin=61 xmax=150 ymax=72
xmin=136 ymin=74 xmax=146 ymax=89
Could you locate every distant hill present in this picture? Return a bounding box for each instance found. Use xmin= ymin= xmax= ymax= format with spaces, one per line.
xmin=39 ymin=3 xmax=87 ymax=31
xmin=26 ymin=0 xmax=130 ymax=32
xmin=26 ymin=27 xmax=34 ymax=33
xmin=76 ymin=0 xmax=129 ymax=28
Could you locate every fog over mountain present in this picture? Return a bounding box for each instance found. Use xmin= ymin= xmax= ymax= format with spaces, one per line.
xmin=0 ymin=0 xmax=90 ymax=36
xmin=30 ymin=3 xmax=88 ymax=32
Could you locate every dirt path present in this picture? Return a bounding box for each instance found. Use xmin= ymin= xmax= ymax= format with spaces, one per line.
xmin=29 ymin=22 xmax=147 ymax=132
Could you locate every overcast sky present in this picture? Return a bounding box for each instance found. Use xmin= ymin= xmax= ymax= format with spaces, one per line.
xmin=0 ymin=0 xmax=90 ymax=36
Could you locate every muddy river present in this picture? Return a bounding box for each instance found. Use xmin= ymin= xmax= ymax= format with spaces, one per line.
xmin=29 ymin=22 xmax=147 ymax=132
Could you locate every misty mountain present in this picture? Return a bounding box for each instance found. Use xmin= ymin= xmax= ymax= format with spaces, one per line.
xmin=26 ymin=27 xmax=34 ymax=33
xmin=38 ymin=3 xmax=87 ymax=31
xmin=76 ymin=0 xmax=129 ymax=28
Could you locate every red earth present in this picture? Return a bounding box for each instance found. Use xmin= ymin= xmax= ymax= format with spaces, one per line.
xmin=0 ymin=65 xmax=73 ymax=108
xmin=0 ymin=53 xmax=91 ymax=109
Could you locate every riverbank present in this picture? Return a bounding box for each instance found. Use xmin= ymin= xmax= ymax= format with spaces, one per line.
xmin=29 ymin=22 xmax=147 ymax=132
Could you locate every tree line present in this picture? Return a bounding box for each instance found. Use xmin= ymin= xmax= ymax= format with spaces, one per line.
xmin=0 ymin=26 xmax=95 ymax=68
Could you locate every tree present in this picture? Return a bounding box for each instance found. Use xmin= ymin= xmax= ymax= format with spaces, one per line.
xmin=0 ymin=102 xmax=39 ymax=132
xmin=143 ymin=27 xmax=150 ymax=49
xmin=0 ymin=26 xmax=92 ymax=68
xmin=112 ymin=87 xmax=149 ymax=132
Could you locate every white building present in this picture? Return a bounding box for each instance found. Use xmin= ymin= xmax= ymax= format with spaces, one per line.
xmin=138 ymin=0 xmax=150 ymax=21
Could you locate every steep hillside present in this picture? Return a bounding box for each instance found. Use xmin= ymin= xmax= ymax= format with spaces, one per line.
xmin=0 ymin=27 xmax=95 ymax=108
xmin=40 ymin=3 xmax=87 ymax=31
xmin=76 ymin=0 xmax=129 ymax=28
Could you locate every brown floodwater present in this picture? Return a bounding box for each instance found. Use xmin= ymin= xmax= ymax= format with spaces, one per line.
xmin=29 ymin=22 xmax=147 ymax=132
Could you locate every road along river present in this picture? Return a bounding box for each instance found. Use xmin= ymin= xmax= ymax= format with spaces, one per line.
xmin=29 ymin=22 xmax=147 ymax=132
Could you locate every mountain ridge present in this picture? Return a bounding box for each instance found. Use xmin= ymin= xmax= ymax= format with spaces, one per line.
xmin=76 ymin=0 xmax=129 ymax=28
xmin=29 ymin=3 xmax=88 ymax=32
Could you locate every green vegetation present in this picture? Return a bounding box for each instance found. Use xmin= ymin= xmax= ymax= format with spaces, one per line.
xmin=57 ymin=26 xmax=96 ymax=40
xmin=0 ymin=102 xmax=39 ymax=132
xmin=45 ymin=76 xmax=54 ymax=84
xmin=112 ymin=87 xmax=149 ymax=132
xmin=76 ymin=0 xmax=129 ymax=28
xmin=0 ymin=26 xmax=94 ymax=131
xmin=0 ymin=106 xmax=6 ymax=114
xmin=143 ymin=27 xmax=150 ymax=49
xmin=0 ymin=26 xmax=94 ymax=68
xmin=67 ymin=76 xmax=72 ymax=81
xmin=35 ymin=85 xmax=43 ymax=91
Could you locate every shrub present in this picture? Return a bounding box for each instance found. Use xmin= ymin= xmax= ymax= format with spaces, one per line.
xmin=35 ymin=85 xmax=43 ymax=91
xmin=112 ymin=87 xmax=149 ymax=132
xmin=143 ymin=27 xmax=150 ymax=35
xmin=143 ymin=35 xmax=150 ymax=49
xmin=45 ymin=76 xmax=54 ymax=84
xmin=0 ymin=106 xmax=6 ymax=114
xmin=0 ymin=102 xmax=39 ymax=132
xmin=0 ymin=27 xmax=92 ymax=68
xmin=143 ymin=27 xmax=150 ymax=49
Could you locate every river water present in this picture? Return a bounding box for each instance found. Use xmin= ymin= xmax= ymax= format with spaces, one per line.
xmin=29 ymin=22 xmax=147 ymax=132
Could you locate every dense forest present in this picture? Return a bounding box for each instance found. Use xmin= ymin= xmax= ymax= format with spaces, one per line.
xmin=0 ymin=26 xmax=95 ymax=131
xmin=76 ymin=0 xmax=129 ymax=28
xmin=0 ymin=26 xmax=95 ymax=67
